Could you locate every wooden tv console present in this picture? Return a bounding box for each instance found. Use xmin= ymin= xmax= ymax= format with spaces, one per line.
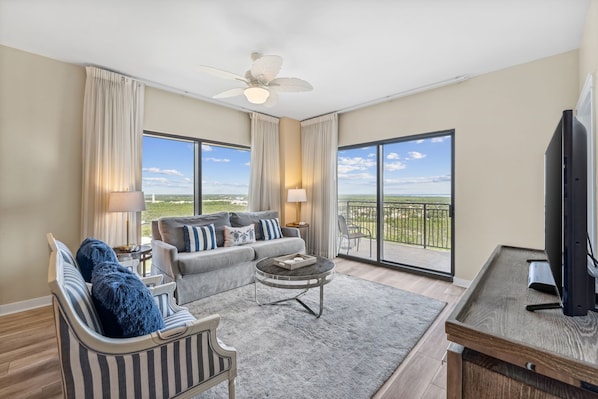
xmin=445 ymin=245 xmax=598 ymax=398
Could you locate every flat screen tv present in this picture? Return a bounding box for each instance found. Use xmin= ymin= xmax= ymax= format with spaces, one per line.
xmin=544 ymin=109 xmax=595 ymax=316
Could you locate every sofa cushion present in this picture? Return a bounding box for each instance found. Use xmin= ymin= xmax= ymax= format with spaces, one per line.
xmin=184 ymin=224 xmax=217 ymax=252
xmin=259 ymin=218 xmax=283 ymax=240
xmin=91 ymin=262 xmax=164 ymax=338
xmin=76 ymin=237 xmax=119 ymax=283
xmin=178 ymin=246 xmax=255 ymax=275
xmin=230 ymin=210 xmax=278 ymax=240
xmin=158 ymin=212 xmax=231 ymax=251
xmin=224 ymin=225 xmax=256 ymax=247
xmin=251 ymin=237 xmax=306 ymax=259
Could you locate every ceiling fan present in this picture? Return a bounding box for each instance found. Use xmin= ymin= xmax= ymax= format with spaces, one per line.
xmin=198 ymin=52 xmax=313 ymax=107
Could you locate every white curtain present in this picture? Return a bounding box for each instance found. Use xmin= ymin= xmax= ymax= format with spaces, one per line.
xmin=248 ymin=112 xmax=281 ymax=212
xmin=301 ymin=113 xmax=338 ymax=258
xmin=81 ymin=67 xmax=145 ymax=246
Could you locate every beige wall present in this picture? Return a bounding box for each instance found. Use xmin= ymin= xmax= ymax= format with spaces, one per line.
xmin=579 ymin=0 xmax=598 ymax=89
xmin=144 ymin=87 xmax=250 ymax=145
xmin=0 ymin=45 xmax=85 ymax=305
xmin=339 ymin=51 xmax=579 ymax=282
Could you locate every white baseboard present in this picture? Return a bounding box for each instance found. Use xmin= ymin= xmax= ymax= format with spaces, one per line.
xmin=452 ymin=277 xmax=471 ymax=289
xmin=0 ymin=295 xmax=52 ymax=317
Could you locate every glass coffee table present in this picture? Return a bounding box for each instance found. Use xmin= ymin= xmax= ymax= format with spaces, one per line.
xmin=255 ymin=256 xmax=335 ymax=318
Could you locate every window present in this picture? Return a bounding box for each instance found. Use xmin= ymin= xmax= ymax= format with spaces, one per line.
xmin=201 ymin=143 xmax=250 ymax=213
xmin=141 ymin=133 xmax=250 ymax=241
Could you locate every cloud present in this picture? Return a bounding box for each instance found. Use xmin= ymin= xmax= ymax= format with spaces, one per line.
xmin=432 ymin=136 xmax=448 ymax=143
xmin=205 ymin=180 xmax=249 ymax=188
xmin=385 ymin=175 xmax=451 ymax=185
xmin=205 ymin=157 xmax=230 ymax=163
xmin=143 ymin=167 xmax=184 ymax=176
xmin=408 ymin=151 xmax=426 ymax=159
xmin=202 ymin=144 xmax=213 ymax=152
xmin=338 ymin=172 xmax=375 ymax=180
xmin=142 ymin=176 xmax=194 ymax=192
xmin=386 ymin=152 xmax=400 ymax=160
xmin=337 ymin=156 xmax=375 ymax=174
xmin=143 ymin=177 xmax=170 ymax=184
xmin=385 ymin=161 xmax=406 ymax=171
xmin=415 ymin=139 xmax=425 ymax=144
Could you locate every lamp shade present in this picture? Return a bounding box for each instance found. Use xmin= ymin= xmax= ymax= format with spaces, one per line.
xmin=287 ymin=188 xmax=307 ymax=203
xmin=108 ymin=191 xmax=146 ymax=212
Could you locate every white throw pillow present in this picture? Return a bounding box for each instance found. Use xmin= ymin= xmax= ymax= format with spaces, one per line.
xmin=224 ymin=225 xmax=256 ymax=247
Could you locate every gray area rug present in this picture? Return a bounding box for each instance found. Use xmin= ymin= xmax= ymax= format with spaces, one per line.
xmin=188 ymin=273 xmax=446 ymax=399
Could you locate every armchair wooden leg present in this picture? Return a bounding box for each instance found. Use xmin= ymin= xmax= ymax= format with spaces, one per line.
xmin=229 ymin=377 xmax=236 ymax=399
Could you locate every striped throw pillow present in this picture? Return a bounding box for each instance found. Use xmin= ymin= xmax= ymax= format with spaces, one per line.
xmin=183 ymin=224 xmax=217 ymax=252
xmin=259 ymin=218 xmax=283 ymax=240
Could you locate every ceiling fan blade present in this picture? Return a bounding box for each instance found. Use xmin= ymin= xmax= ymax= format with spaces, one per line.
xmin=263 ymin=90 xmax=279 ymax=108
xmin=198 ymin=65 xmax=248 ymax=83
xmin=213 ymin=87 xmax=245 ymax=99
xmin=251 ymin=55 xmax=282 ymax=83
xmin=269 ymin=77 xmax=313 ymax=92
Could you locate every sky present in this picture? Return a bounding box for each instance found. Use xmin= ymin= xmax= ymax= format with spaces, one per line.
xmin=143 ymin=134 xmax=452 ymax=197
xmin=338 ymin=135 xmax=452 ymax=196
xmin=142 ymin=136 xmax=250 ymax=195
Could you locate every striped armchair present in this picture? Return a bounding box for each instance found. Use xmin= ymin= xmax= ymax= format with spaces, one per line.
xmin=47 ymin=233 xmax=237 ymax=399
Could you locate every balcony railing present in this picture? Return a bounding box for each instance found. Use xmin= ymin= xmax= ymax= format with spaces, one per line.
xmin=338 ymin=200 xmax=451 ymax=250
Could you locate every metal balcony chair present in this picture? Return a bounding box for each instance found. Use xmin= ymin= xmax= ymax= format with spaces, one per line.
xmin=337 ymin=215 xmax=372 ymax=257
xmin=47 ymin=233 xmax=237 ymax=399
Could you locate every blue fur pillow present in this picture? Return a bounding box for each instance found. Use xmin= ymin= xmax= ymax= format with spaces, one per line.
xmin=91 ymin=261 xmax=164 ymax=338
xmin=76 ymin=238 xmax=119 ymax=283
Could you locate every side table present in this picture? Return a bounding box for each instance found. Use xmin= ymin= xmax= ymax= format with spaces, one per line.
xmin=286 ymin=222 xmax=310 ymax=254
xmin=114 ymin=245 xmax=152 ymax=276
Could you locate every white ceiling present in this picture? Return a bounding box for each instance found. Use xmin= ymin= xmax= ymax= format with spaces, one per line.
xmin=0 ymin=0 xmax=590 ymax=121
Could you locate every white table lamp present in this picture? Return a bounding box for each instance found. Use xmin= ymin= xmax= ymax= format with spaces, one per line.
xmin=108 ymin=191 xmax=146 ymax=250
xmin=287 ymin=188 xmax=307 ymax=224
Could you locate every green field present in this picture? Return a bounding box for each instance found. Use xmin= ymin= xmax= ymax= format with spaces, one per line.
xmin=143 ymin=194 xmax=452 ymax=249
xmin=142 ymin=194 xmax=248 ymax=237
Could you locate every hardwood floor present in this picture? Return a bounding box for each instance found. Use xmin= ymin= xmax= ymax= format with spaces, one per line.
xmin=0 ymin=258 xmax=465 ymax=399
xmin=0 ymin=306 xmax=62 ymax=399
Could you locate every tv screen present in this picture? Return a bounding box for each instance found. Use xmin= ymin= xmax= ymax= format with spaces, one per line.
xmin=545 ymin=109 xmax=595 ymax=316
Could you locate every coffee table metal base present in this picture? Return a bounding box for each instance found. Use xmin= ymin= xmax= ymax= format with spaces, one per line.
xmin=254 ymin=256 xmax=335 ymax=318
xmin=254 ymin=284 xmax=326 ymax=317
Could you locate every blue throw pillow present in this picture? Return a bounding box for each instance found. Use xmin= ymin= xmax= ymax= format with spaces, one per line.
xmin=76 ymin=237 xmax=119 ymax=283
xmin=259 ymin=218 xmax=283 ymax=240
xmin=183 ymin=224 xmax=217 ymax=252
xmin=91 ymin=261 xmax=164 ymax=338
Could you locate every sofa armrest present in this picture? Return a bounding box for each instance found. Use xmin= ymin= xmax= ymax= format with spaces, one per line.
xmin=282 ymin=226 xmax=301 ymax=237
xmin=151 ymin=239 xmax=181 ymax=280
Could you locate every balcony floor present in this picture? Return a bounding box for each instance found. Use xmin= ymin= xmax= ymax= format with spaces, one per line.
xmin=339 ymin=238 xmax=452 ymax=275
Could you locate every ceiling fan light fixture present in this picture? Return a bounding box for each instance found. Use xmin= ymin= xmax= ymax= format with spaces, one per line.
xmin=244 ymin=86 xmax=270 ymax=104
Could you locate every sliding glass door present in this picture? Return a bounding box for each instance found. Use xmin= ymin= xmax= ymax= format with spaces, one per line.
xmin=381 ymin=135 xmax=452 ymax=274
xmin=338 ymin=131 xmax=454 ymax=277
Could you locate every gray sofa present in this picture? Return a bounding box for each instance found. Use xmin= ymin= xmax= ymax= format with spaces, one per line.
xmin=151 ymin=210 xmax=305 ymax=304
